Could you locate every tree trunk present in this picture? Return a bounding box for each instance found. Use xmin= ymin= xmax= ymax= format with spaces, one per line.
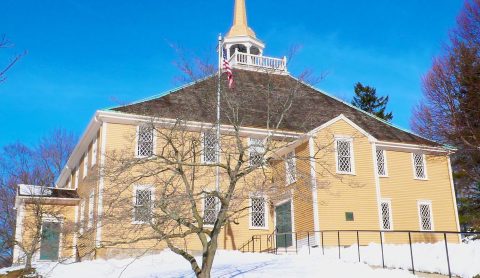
xmin=24 ymin=254 xmax=33 ymax=274
xmin=198 ymin=227 xmax=221 ymax=278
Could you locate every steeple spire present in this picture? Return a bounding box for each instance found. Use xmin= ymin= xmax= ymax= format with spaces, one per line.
xmin=227 ymin=0 xmax=256 ymax=38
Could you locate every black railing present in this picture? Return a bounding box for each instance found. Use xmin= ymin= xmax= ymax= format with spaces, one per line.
xmin=238 ymin=230 xmax=480 ymax=278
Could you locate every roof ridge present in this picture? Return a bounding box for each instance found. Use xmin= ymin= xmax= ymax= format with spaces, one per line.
xmin=287 ymin=73 xmax=446 ymax=148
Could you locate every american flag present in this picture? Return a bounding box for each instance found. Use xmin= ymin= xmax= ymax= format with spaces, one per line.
xmin=222 ymin=49 xmax=234 ymax=89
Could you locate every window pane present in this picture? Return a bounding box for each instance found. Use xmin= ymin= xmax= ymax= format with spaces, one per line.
xmin=413 ymin=154 xmax=426 ymax=179
xmin=419 ymin=203 xmax=432 ymax=231
xmin=137 ymin=126 xmax=154 ymax=157
xmin=376 ymin=149 xmax=386 ymax=176
xmin=286 ymin=152 xmax=296 ymax=184
xmin=203 ymin=195 xmax=218 ymax=225
xmin=337 ymin=140 xmax=352 ymax=173
xmin=251 ymin=197 xmax=266 ymax=228
xmin=203 ymin=132 xmax=218 ymax=163
xmin=134 ymin=189 xmax=152 ymax=222
xmin=381 ymin=202 xmax=391 ymax=230
xmin=249 ymin=138 xmax=265 ymax=167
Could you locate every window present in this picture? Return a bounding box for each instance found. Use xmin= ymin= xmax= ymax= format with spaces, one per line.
xmin=418 ymin=201 xmax=433 ymax=231
xmin=88 ymin=191 xmax=94 ymax=228
xmin=134 ymin=187 xmax=153 ymax=223
xmin=203 ymin=195 xmax=218 ymax=226
xmin=381 ymin=200 xmax=393 ymax=230
xmin=91 ymin=138 xmax=97 ymax=166
xmin=79 ymin=200 xmax=85 ymax=233
xmin=74 ymin=168 xmax=79 ymax=188
xmin=83 ymin=152 xmax=88 ymax=178
xmin=137 ymin=125 xmax=155 ymax=158
xmin=67 ymin=179 xmax=71 ymax=189
xmin=249 ymin=138 xmax=265 ymax=167
xmin=413 ymin=153 xmax=427 ymax=179
xmin=250 ymin=197 xmax=267 ymax=229
xmin=285 ymin=152 xmax=297 ymax=184
xmin=376 ymin=149 xmax=387 ymax=177
xmin=336 ymin=138 xmax=354 ymax=174
xmin=345 ymin=212 xmax=354 ymax=221
xmin=202 ymin=131 xmax=218 ymax=164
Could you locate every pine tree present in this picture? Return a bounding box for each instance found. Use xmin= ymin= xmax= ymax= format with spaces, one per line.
xmin=351 ymin=82 xmax=393 ymax=121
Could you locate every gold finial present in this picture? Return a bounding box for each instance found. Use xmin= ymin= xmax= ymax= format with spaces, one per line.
xmin=227 ymin=0 xmax=256 ymax=38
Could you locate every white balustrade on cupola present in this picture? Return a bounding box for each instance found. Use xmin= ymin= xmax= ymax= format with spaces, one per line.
xmin=228 ymin=49 xmax=288 ymax=73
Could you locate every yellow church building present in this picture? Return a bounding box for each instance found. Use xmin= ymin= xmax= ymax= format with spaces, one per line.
xmin=13 ymin=0 xmax=460 ymax=263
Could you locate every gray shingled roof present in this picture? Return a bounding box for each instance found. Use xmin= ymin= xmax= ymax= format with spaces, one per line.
xmin=111 ymin=69 xmax=437 ymax=146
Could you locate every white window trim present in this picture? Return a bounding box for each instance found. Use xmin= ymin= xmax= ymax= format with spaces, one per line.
xmin=88 ymin=191 xmax=95 ymax=228
xmin=412 ymin=153 xmax=428 ymax=180
xmin=135 ymin=125 xmax=157 ymax=158
xmin=202 ymin=192 xmax=219 ymax=227
xmin=79 ymin=200 xmax=85 ymax=234
xmin=201 ymin=131 xmax=219 ymax=164
xmin=67 ymin=178 xmax=71 ymax=189
xmin=83 ymin=152 xmax=88 ymax=179
xmin=249 ymin=195 xmax=269 ymax=230
xmin=377 ymin=149 xmax=388 ymax=177
xmin=248 ymin=137 xmax=265 ymax=167
xmin=285 ymin=151 xmax=297 ymax=185
xmin=74 ymin=168 xmax=79 ymax=189
xmin=380 ymin=199 xmax=393 ymax=230
xmin=417 ymin=200 xmax=434 ymax=231
xmin=334 ymin=136 xmax=355 ymax=175
xmin=91 ymin=138 xmax=97 ymax=167
xmin=132 ymin=185 xmax=155 ymax=225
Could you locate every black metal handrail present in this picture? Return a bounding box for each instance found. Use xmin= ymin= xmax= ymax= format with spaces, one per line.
xmin=238 ymin=229 xmax=480 ymax=278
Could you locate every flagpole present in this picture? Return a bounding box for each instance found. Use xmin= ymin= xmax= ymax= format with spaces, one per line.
xmin=216 ymin=34 xmax=222 ymax=194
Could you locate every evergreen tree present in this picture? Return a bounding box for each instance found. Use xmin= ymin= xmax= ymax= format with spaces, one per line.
xmin=351 ymin=82 xmax=393 ymax=121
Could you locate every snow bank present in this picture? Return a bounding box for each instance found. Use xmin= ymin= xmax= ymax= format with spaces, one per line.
xmin=309 ymin=241 xmax=480 ymax=278
xmin=2 ymin=241 xmax=478 ymax=277
xmin=6 ymin=250 xmax=414 ymax=278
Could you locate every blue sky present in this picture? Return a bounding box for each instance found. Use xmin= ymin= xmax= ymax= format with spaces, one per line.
xmin=0 ymin=0 xmax=463 ymax=147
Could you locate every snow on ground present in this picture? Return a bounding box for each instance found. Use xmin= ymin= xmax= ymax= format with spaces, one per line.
xmin=6 ymin=250 xmax=414 ymax=278
xmin=315 ymin=241 xmax=480 ymax=278
xmin=2 ymin=241 xmax=479 ymax=278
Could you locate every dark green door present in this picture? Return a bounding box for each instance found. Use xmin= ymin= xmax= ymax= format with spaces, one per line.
xmin=39 ymin=222 xmax=60 ymax=261
xmin=275 ymin=201 xmax=293 ymax=248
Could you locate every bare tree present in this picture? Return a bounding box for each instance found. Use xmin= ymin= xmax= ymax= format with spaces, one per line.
xmin=0 ymin=34 xmax=25 ymax=83
xmin=411 ymin=0 xmax=480 ymax=230
xmin=94 ymin=45 xmax=366 ymax=277
xmin=0 ymin=129 xmax=76 ymax=272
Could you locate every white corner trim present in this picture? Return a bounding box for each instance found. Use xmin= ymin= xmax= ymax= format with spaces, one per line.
xmin=372 ymin=142 xmax=384 ymax=230
xmin=72 ymin=204 xmax=79 ymax=258
xmin=308 ymin=137 xmax=321 ymax=244
xmin=447 ymin=156 xmax=461 ymax=238
xmin=12 ymin=199 xmax=25 ymax=263
xmin=95 ymin=122 xmax=107 ymax=247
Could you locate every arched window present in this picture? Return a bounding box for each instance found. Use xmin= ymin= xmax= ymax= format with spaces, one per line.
xmin=250 ymin=46 xmax=260 ymax=55
xmin=230 ymin=44 xmax=247 ymax=56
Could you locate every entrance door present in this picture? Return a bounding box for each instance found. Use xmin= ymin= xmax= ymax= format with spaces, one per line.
xmin=39 ymin=222 xmax=60 ymax=261
xmin=275 ymin=201 xmax=293 ymax=248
